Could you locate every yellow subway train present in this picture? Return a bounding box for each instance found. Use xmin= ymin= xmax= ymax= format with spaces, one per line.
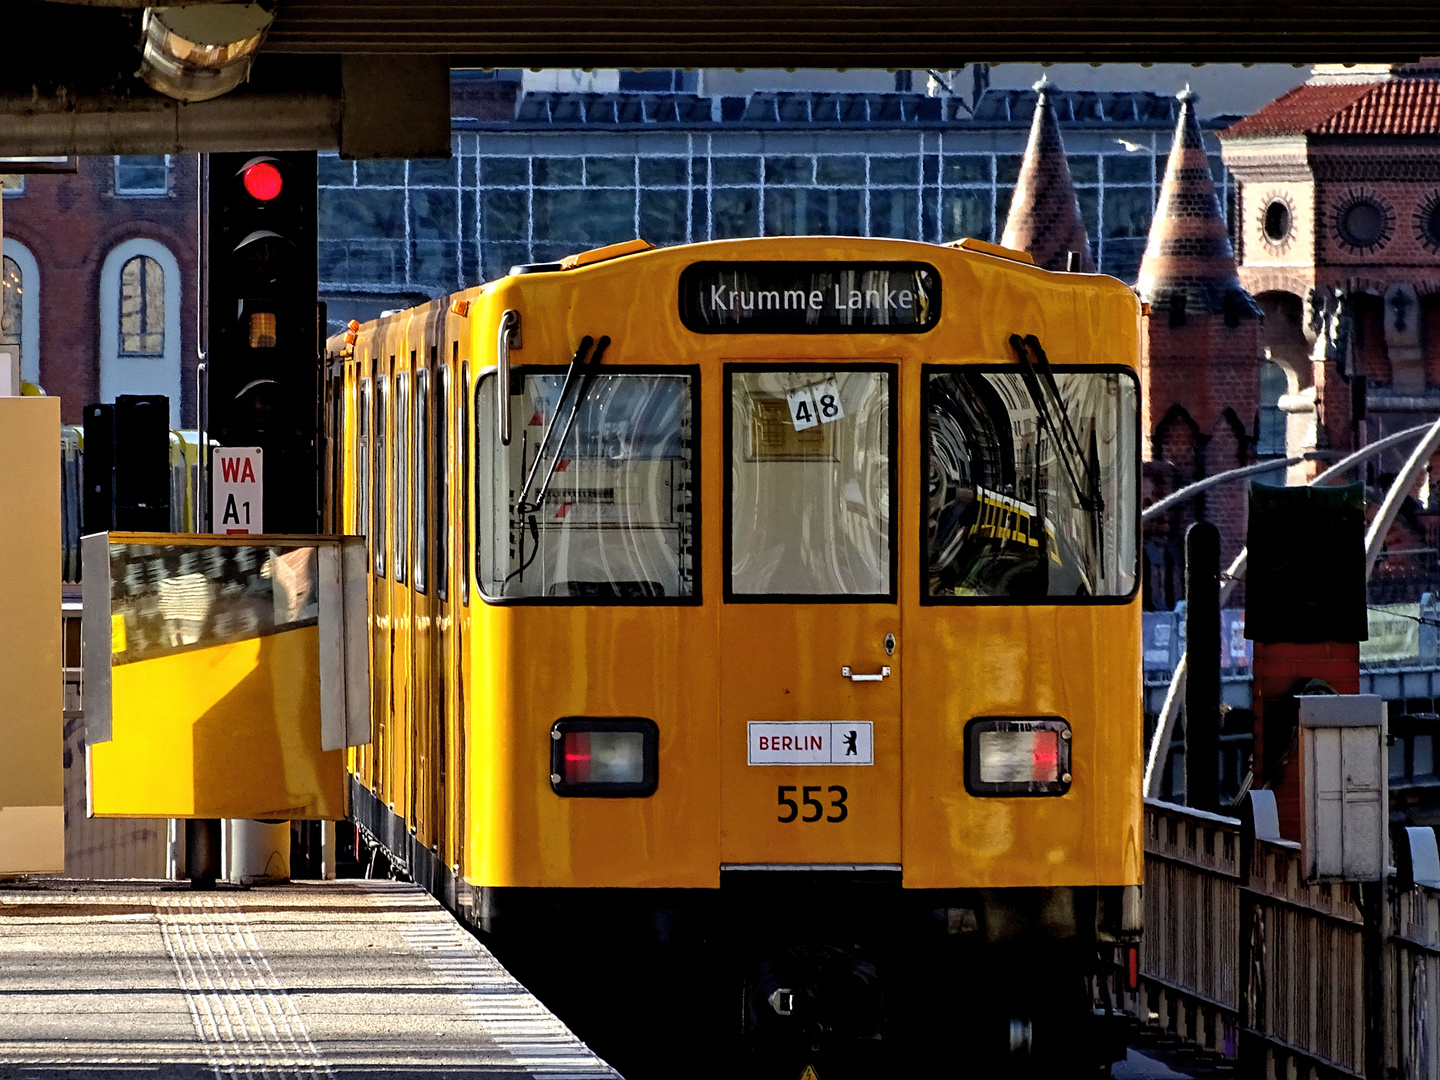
xmin=325 ymin=234 xmax=1143 ymax=1078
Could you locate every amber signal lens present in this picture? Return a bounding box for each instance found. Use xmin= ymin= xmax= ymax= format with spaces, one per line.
xmin=249 ymin=312 xmax=277 ymax=348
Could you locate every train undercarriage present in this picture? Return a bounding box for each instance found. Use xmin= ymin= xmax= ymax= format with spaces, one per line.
xmin=353 ymin=783 xmax=1135 ymax=1080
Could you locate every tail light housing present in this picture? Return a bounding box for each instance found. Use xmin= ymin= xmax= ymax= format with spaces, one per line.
xmin=964 ymin=717 xmax=1072 ymax=796
xmin=550 ymin=718 xmax=658 ymax=797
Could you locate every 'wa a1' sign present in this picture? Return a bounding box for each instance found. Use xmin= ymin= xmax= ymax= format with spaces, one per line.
xmin=679 ymin=261 xmax=940 ymax=334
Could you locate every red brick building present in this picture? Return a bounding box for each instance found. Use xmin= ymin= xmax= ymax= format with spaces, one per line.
xmin=1138 ymin=89 xmax=1264 ymax=597
xmin=1 ymin=155 xmax=199 ymax=426
xmin=1221 ymin=63 xmax=1440 ymax=602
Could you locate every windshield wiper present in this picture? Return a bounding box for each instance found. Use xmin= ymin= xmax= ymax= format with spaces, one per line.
xmin=515 ymin=334 xmax=612 ymax=515
xmin=1009 ymin=333 xmax=1106 ymax=574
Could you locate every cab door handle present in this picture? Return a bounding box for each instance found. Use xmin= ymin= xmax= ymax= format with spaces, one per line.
xmin=842 ymin=666 xmax=890 ymax=681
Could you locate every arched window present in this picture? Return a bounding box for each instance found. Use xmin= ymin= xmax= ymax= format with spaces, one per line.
xmin=119 ymin=255 xmax=164 ymax=356
xmin=1255 ymin=360 xmax=1289 ymax=459
xmin=100 ymin=239 xmax=182 ymax=425
xmin=1 ymin=240 xmax=40 ymax=387
xmin=1 ymin=256 xmax=19 ymax=349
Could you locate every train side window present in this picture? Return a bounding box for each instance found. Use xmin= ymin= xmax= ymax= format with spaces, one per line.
xmin=460 ymin=357 xmax=471 ymax=607
xmin=374 ymin=374 xmax=388 ymax=577
xmin=726 ymin=366 xmax=895 ymax=601
xmin=357 ymin=378 xmax=371 ymax=540
xmin=436 ymin=363 xmax=450 ymax=602
xmin=474 ymin=367 xmax=697 ymax=603
xmin=395 ymin=369 xmax=409 ymax=585
xmin=923 ymin=365 xmax=1139 ymax=601
xmin=415 ymin=366 xmax=429 ymax=595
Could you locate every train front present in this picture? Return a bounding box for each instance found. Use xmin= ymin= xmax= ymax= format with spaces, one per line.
xmin=453 ymin=237 xmax=1143 ymax=1077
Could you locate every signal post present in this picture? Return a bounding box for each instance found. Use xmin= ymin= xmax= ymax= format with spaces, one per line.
xmin=206 ymin=151 xmax=321 ymax=885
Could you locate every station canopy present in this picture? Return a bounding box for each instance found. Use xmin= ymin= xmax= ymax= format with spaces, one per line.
xmin=8 ymin=1 xmax=1440 ymax=157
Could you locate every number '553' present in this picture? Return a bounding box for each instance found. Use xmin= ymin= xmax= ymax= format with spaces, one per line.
xmin=777 ymin=785 xmax=847 ymax=823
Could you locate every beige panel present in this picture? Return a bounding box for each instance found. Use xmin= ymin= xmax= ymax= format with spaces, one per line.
xmin=0 ymin=397 xmax=63 ymax=873
xmin=0 ymin=805 xmax=64 ymax=875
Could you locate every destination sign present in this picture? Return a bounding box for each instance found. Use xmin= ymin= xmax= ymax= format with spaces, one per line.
xmin=679 ymin=261 xmax=940 ymax=334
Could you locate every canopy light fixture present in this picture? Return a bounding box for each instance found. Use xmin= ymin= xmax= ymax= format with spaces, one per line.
xmin=139 ymin=3 xmax=276 ymax=103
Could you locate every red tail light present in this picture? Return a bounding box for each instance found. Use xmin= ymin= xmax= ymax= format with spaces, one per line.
xmin=965 ymin=717 xmax=1072 ymax=796
xmin=551 ymin=719 xmax=658 ymax=797
xmin=1031 ymin=730 xmax=1060 ymax=782
xmin=1126 ymin=945 xmax=1139 ymax=991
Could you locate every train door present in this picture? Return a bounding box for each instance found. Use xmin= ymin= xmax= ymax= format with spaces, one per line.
xmin=717 ymin=363 xmax=901 ymax=867
xmin=432 ymin=359 xmax=452 ymax=865
xmin=370 ymin=364 xmax=391 ymax=805
xmin=453 ymin=358 xmax=471 ymax=875
xmin=353 ymin=371 xmax=373 ymax=788
xmin=412 ymin=360 xmax=434 ymax=847
xmin=393 ymin=365 xmax=414 ymax=823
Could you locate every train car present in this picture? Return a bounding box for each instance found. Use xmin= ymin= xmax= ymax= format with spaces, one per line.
xmin=327 ymin=234 xmax=1143 ymax=1078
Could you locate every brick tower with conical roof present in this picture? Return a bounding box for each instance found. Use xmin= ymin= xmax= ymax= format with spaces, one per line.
xmin=1000 ymin=78 xmax=1096 ymax=273
xmin=1139 ymin=88 xmax=1265 ymax=592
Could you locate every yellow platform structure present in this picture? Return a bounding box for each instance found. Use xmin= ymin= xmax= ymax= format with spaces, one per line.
xmin=83 ymin=533 xmax=368 ymax=820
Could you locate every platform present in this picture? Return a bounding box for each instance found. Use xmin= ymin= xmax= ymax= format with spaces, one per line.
xmin=0 ymin=878 xmax=620 ymax=1079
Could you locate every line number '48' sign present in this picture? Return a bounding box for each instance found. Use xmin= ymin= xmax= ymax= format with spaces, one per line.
xmin=787 ymin=378 xmax=845 ymax=432
xmin=212 ymin=446 xmax=263 ymax=534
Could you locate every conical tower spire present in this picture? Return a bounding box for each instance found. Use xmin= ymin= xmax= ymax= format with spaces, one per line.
xmin=1001 ymin=77 xmax=1096 ymax=272
xmin=1137 ymin=88 xmax=1260 ymax=318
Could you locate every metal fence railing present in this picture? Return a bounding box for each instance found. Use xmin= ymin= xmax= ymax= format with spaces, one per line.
xmin=1135 ymin=799 xmax=1440 ymax=1080
xmin=1134 ymin=801 xmax=1242 ymax=1059
xmin=1391 ymin=883 xmax=1440 ymax=1080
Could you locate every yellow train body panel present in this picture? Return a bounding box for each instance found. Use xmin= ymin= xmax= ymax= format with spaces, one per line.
xmin=331 ymin=235 xmax=1144 ymax=894
xmin=91 ymin=626 xmax=347 ymax=819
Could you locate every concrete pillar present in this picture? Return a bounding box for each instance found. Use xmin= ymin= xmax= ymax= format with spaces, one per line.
xmin=225 ymin=820 xmax=290 ymax=885
xmin=320 ymin=820 xmax=337 ymax=880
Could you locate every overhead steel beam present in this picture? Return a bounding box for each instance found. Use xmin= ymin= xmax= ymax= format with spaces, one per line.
xmin=262 ymin=1 xmax=1440 ymax=64
xmin=0 ymin=53 xmax=450 ymax=157
xmin=13 ymin=0 xmax=1440 ymax=153
xmin=29 ymin=0 xmax=1440 ymax=65
xmin=0 ymin=4 xmax=452 ymax=157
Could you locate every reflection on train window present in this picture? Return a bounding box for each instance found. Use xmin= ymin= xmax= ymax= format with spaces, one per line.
xmin=374 ymin=375 xmax=388 ymax=577
xmin=107 ymin=542 xmax=319 ymax=666
xmin=395 ymin=370 xmax=409 ymax=585
xmin=415 ymin=368 xmax=429 ymax=594
xmin=924 ymin=367 xmax=1138 ymax=601
xmin=476 ymin=370 xmax=696 ymax=602
xmin=357 ymin=378 xmax=371 ymax=540
xmin=727 ymin=367 xmax=893 ymax=599
xmin=436 ymin=365 xmax=450 ymax=602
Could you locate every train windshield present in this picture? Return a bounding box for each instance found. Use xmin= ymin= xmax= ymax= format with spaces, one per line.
xmin=925 ymin=367 xmax=1137 ymax=600
xmin=476 ymin=370 xmax=696 ymax=601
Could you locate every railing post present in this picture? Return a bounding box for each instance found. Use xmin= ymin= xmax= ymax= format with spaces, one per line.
xmin=1360 ymin=880 xmax=1387 ymax=1080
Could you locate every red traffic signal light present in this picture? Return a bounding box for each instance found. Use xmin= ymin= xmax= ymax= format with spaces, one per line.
xmin=242 ymin=161 xmax=283 ymax=201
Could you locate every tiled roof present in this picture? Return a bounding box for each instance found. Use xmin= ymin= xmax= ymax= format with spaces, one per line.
xmin=1220 ymin=79 xmax=1440 ymax=139
xmin=1316 ymin=79 xmax=1440 ymax=134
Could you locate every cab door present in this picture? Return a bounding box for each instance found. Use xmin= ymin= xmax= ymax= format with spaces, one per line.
xmin=717 ymin=363 xmax=901 ymax=867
